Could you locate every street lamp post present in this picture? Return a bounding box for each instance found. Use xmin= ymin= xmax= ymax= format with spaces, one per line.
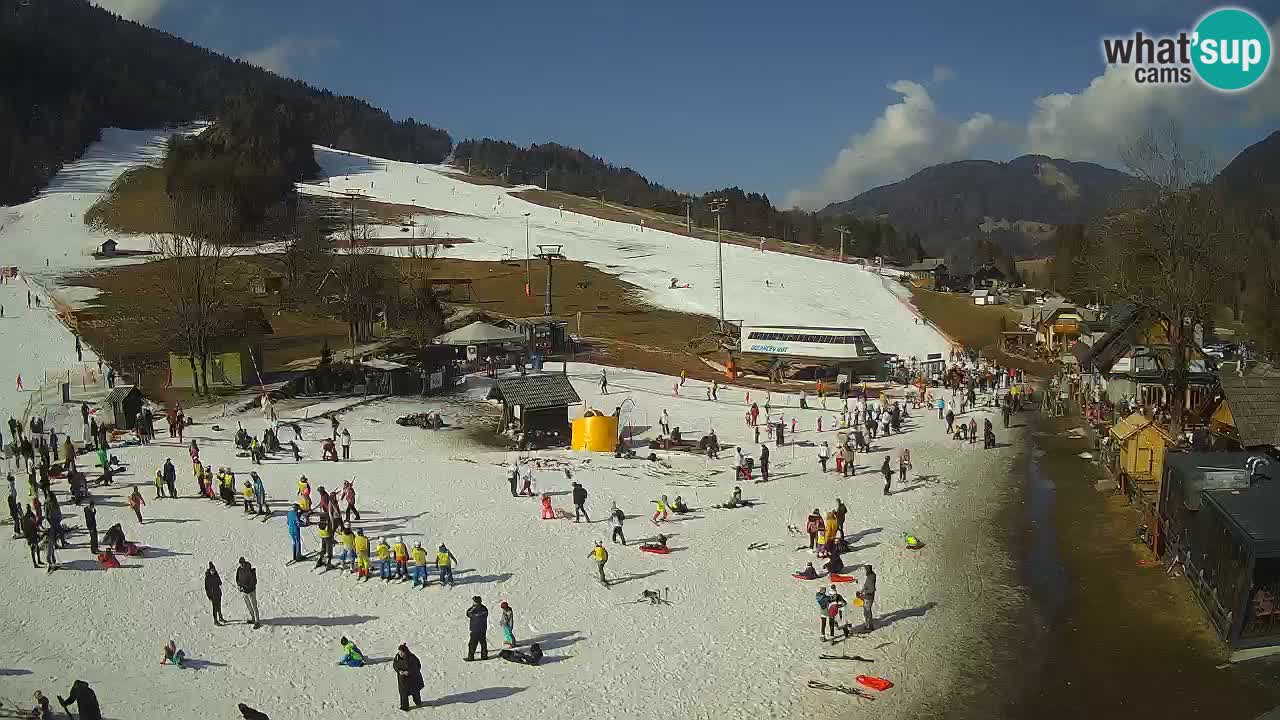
xmin=523 ymin=213 xmax=532 ymax=295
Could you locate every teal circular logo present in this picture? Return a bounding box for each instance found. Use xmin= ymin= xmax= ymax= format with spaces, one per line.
xmin=1192 ymin=7 xmax=1272 ymax=91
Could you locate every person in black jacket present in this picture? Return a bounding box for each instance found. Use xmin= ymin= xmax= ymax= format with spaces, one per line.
xmin=465 ymin=596 xmax=489 ymax=661
xmin=84 ymin=500 xmax=98 ymax=554
xmin=236 ymin=557 xmax=261 ymax=628
xmin=571 ymin=482 xmax=589 ymax=523
xmin=21 ymin=506 xmax=41 ymax=568
xmin=393 ymin=643 xmax=426 ymax=711
xmin=7 ymin=491 xmax=20 ymax=538
xmin=162 ymin=459 xmax=177 ymax=498
xmin=59 ymin=680 xmax=101 ymax=720
xmin=205 ymin=562 xmax=226 ymax=625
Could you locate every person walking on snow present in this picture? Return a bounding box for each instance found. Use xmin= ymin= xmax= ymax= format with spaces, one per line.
xmin=500 ymin=601 xmax=516 ymax=647
xmin=205 ymin=562 xmax=226 ymax=625
xmin=805 ymin=509 xmax=822 ymax=549
xmin=84 ymin=500 xmax=98 ymax=554
xmin=21 ymin=506 xmax=40 ymax=568
xmin=607 ymin=502 xmax=627 ymax=545
xmin=286 ymin=504 xmax=303 ymax=562
xmin=590 ymin=540 xmax=609 ymax=585
xmin=507 ymin=459 xmax=520 ymax=497
xmin=899 ymin=448 xmax=912 ymax=484
xmin=341 ymin=429 xmax=352 ymax=460
xmin=436 ymin=543 xmax=458 ymax=586
xmin=313 ymin=512 xmax=335 ymax=569
xmin=858 ymin=565 xmax=877 ymax=632
xmin=881 ymin=456 xmax=893 ymax=496
xmin=835 ymin=499 xmax=848 ymax=540
xmin=236 ymin=557 xmax=261 ymax=629
xmin=394 ymin=644 xmax=426 ymax=711
xmin=818 ymin=441 xmax=830 ymax=473
xmin=127 ymin=485 xmax=145 ymax=523
xmin=242 ymin=480 xmax=256 ymax=514
xmin=341 ymin=479 xmax=359 ymax=523
xmin=466 ymin=596 xmax=489 ymax=661
xmin=599 ymin=369 xmax=608 ymax=395
xmin=758 ymin=444 xmax=770 ymax=483
xmin=571 ymin=482 xmax=590 ymax=523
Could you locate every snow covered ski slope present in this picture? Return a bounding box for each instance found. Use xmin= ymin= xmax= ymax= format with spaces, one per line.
xmin=301 ymin=148 xmax=949 ymax=360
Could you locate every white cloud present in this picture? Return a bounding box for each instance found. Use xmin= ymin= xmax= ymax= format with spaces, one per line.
xmin=783 ymin=80 xmax=1007 ymax=210
xmin=931 ymin=65 xmax=954 ymax=85
xmin=93 ymin=0 xmax=171 ymax=23
xmin=788 ymin=18 xmax=1280 ymax=209
xmin=242 ymin=35 xmax=339 ymax=77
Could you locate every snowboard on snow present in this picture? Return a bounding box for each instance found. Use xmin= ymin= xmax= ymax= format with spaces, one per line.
xmin=819 ymin=654 xmax=874 ymax=662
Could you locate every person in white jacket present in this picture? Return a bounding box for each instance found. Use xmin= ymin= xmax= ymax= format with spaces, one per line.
xmin=340 ymin=429 xmax=352 ymax=460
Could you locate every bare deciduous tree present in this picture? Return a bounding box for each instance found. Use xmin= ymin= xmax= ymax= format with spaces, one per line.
xmin=1092 ymin=120 xmax=1240 ymax=434
xmin=150 ymin=189 xmax=240 ymax=395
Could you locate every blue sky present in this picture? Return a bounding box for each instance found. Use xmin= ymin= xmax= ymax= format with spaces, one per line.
xmin=102 ymin=0 xmax=1280 ymax=208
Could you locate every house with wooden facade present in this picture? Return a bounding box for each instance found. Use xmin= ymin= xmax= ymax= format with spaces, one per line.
xmin=902 ymin=258 xmax=947 ymax=288
xmin=1201 ymin=368 xmax=1280 ymax=451
xmin=1076 ymin=306 xmax=1215 ymax=413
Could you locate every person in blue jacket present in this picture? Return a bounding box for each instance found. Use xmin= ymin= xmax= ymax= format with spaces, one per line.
xmin=286 ymin=503 xmax=302 ymax=561
xmin=250 ymin=472 xmax=268 ymax=516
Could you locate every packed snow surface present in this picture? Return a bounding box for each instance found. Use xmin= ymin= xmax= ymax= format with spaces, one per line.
xmin=301 ymin=147 xmax=949 ymax=361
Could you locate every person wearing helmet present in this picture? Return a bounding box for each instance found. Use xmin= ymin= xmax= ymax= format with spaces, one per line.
xmin=376 ymin=538 xmax=392 ymax=581
xmin=411 ymin=540 xmax=430 ymax=587
xmin=589 ymin=541 xmax=608 ymax=585
xmin=392 ymin=537 xmax=409 ymax=581
xmin=353 ymin=529 xmax=371 ymax=579
xmin=436 ymin=544 xmax=458 ymax=586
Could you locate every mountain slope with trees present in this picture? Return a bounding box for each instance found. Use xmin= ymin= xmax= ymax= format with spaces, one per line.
xmin=0 ymin=0 xmax=451 ymax=206
xmin=820 ymin=155 xmax=1156 ymax=258
xmin=454 ymin=139 xmax=926 ymax=264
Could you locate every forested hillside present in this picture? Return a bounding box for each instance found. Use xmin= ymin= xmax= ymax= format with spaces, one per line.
xmin=454 ymin=139 xmax=926 ymax=264
xmin=0 ymin=0 xmax=451 ymax=205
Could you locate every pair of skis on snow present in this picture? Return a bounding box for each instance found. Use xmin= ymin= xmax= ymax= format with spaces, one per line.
xmin=807 ymin=680 xmax=876 ymax=700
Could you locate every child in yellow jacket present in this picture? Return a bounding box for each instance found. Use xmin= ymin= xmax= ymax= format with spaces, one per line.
xmin=337 ymin=527 xmax=355 ymax=571
xmin=353 ymin=529 xmax=370 ymax=579
xmin=375 ymin=538 xmax=392 ymax=581
xmin=391 ymin=537 xmax=409 ymax=581
xmin=411 ymin=541 xmax=429 ymax=587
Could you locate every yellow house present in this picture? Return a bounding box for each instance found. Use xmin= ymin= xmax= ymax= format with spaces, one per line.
xmin=1111 ymin=411 xmax=1176 ymax=485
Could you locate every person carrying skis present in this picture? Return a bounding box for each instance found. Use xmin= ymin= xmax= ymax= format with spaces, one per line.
xmin=355 ymin=527 xmax=371 ymax=576
xmin=204 ymin=562 xmax=226 ymax=625
xmin=466 ymin=596 xmax=489 ymax=661
xmin=436 ymin=543 xmax=458 ymax=586
xmin=499 ymin=601 xmax=516 ymax=647
xmin=589 ymin=541 xmax=609 ymax=585
xmin=338 ymin=636 xmax=365 ymax=667
xmin=392 ymin=537 xmax=410 ymax=580
xmin=411 ymin=540 xmax=430 ymax=587
xmin=286 ymin=504 xmax=303 ymax=562
xmin=127 ymin=485 xmax=145 ymax=523
xmin=341 ymin=480 xmax=359 ymax=523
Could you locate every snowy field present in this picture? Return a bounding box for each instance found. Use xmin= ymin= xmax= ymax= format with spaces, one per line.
xmin=300 ymin=147 xmax=949 ymax=362
xmin=1 ymin=362 xmax=1025 ymax=719
xmin=0 ymin=131 xmax=1013 ymax=719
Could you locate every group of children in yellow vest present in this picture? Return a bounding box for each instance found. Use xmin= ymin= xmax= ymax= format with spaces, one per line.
xmin=328 ymin=524 xmax=458 ymax=587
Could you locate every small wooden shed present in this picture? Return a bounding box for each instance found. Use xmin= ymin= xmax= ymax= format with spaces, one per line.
xmin=106 ymin=385 xmax=144 ymax=430
xmin=1112 ymin=411 xmax=1177 ymax=486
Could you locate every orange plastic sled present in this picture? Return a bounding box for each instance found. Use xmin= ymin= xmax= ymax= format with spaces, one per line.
xmin=829 ymin=573 xmax=856 ymax=583
xmin=856 ymin=675 xmax=893 ymax=691
xmin=640 ymin=546 xmax=672 ymax=555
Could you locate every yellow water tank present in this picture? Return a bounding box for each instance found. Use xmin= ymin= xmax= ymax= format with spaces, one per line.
xmin=572 ymin=413 xmax=619 ymax=452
